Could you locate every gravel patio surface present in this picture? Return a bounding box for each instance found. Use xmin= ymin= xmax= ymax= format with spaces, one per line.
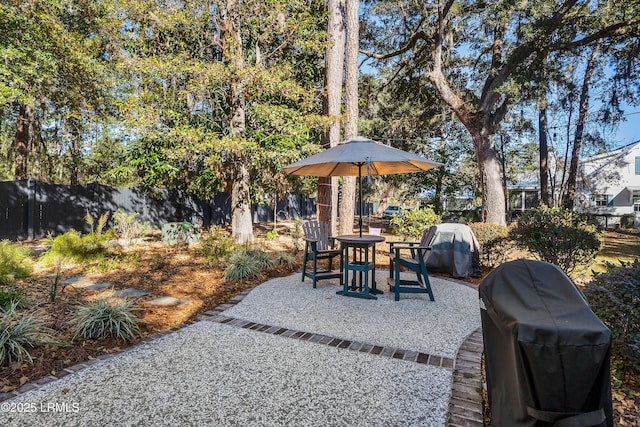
xmin=1 ymin=272 xmax=481 ymax=427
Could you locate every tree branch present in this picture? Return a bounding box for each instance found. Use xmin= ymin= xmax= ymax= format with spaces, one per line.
xmin=360 ymin=30 xmax=429 ymax=60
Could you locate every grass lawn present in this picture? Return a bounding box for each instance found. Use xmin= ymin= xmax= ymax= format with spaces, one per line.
xmin=592 ymin=229 xmax=640 ymax=272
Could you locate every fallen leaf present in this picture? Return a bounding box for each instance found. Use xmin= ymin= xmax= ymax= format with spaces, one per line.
xmin=62 ymin=387 xmax=69 ymax=394
xmin=19 ymin=376 xmax=28 ymax=386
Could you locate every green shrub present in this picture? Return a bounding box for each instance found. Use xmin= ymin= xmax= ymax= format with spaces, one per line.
xmin=0 ymin=240 xmax=33 ymax=285
xmin=266 ymin=230 xmax=279 ymax=240
xmin=112 ymin=210 xmax=151 ymax=244
xmin=582 ymin=260 xmax=640 ymax=370
xmin=620 ymin=214 xmax=636 ymax=229
xmin=390 ymin=207 xmax=441 ymax=240
xmin=162 ymin=222 xmax=201 ymax=245
xmin=468 ymin=222 xmax=511 ymax=268
xmin=273 ymin=251 xmax=296 ymax=269
xmin=197 ymin=226 xmax=235 ymax=263
xmin=72 ymin=299 xmax=142 ymax=342
xmin=223 ymin=248 xmax=264 ymax=281
xmin=40 ymin=229 xmax=112 ymax=265
xmin=509 ymin=206 xmax=602 ymax=273
xmin=88 ymin=251 xmax=143 ymax=273
xmin=0 ymin=287 xmax=30 ymax=311
xmin=0 ymin=304 xmax=55 ymax=365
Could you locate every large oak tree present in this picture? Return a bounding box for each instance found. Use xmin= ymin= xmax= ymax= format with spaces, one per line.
xmin=362 ymin=0 xmax=639 ymax=225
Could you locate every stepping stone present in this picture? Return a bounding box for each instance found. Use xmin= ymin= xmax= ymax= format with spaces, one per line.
xmin=29 ymin=246 xmax=49 ymax=256
xmin=110 ymin=288 xmax=149 ymax=298
xmin=145 ymin=297 xmax=191 ymax=307
xmin=62 ymin=277 xmax=89 ymax=285
xmin=82 ymin=282 xmax=114 ymax=290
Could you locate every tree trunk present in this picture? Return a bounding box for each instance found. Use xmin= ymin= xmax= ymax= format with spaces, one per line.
xmin=497 ymin=133 xmax=509 ymax=213
xmin=432 ymin=138 xmax=447 ymax=214
xmin=231 ymin=161 xmax=254 ymax=243
xmin=69 ymin=117 xmax=82 ymax=185
xmin=224 ymin=0 xmax=254 ymax=243
xmin=429 ymin=69 xmax=507 ymax=226
xmin=338 ymin=0 xmax=358 ymax=235
xmin=428 ymin=3 xmax=506 ymax=226
xmin=474 ymin=131 xmax=506 ymax=226
xmin=318 ymin=0 xmax=344 ymax=236
xmin=14 ymin=102 xmax=32 ymax=180
xmin=539 ymin=106 xmax=550 ymax=206
xmin=563 ymin=45 xmax=600 ymax=209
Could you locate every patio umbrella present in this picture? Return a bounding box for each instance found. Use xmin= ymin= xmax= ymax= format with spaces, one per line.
xmin=282 ymin=136 xmax=443 ymax=236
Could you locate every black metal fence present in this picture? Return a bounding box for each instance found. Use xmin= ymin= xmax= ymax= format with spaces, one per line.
xmin=0 ymin=180 xmax=316 ymax=241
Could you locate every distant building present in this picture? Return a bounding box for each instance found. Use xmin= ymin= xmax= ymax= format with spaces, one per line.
xmin=575 ymin=140 xmax=640 ymax=227
xmin=508 ymin=140 xmax=640 ymax=227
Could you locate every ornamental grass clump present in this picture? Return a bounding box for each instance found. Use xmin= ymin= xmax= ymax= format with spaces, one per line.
xmin=509 ymin=206 xmax=602 ymax=273
xmin=0 ymin=240 xmax=32 ymax=285
xmin=250 ymin=248 xmax=278 ymax=269
xmin=0 ymin=303 xmax=55 ymax=365
xmin=40 ymin=229 xmax=112 ymax=266
xmin=223 ymin=248 xmax=264 ymax=281
xmin=273 ymin=251 xmax=296 ymax=269
xmin=72 ymin=299 xmax=142 ymax=342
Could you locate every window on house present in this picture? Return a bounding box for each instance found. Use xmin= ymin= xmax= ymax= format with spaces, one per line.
xmin=633 ymin=192 xmax=640 ymax=212
xmin=594 ymin=194 xmax=608 ymax=207
xmin=636 ymin=157 xmax=640 ymax=175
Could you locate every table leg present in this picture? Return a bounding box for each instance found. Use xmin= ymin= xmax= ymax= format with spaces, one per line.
xmin=370 ymin=243 xmax=383 ymax=295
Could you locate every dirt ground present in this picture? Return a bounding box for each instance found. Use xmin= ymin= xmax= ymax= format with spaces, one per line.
xmin=1 ymin=224 xmax=638 ymax=425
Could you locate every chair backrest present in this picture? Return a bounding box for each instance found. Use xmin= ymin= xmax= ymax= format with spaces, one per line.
xmin=419 ymin=226 xmax=437 ymax=248
xmin=416 ymin=226 xmax=438 ymax=260
xmin=302 ymin=221 xmax=331 ymax=251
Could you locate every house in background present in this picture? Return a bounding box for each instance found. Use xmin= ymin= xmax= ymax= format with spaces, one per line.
xmin=506 ymin=140 xmax=640 ymax=228
xmin=575 ymin=140 xmax=640 ymax=227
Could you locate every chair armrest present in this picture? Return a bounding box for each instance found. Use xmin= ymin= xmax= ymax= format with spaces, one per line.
xmin=390 ymin=245 xmax=431 ymax=251
xmin=390 ymin=245 xmax=431 ymax=260
xmin=387 ymin=240 xmax=418 ymax=250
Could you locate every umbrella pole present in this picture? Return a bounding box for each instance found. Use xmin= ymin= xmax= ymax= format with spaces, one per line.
xmin=358 ymin=164 xmax=363 ymax=237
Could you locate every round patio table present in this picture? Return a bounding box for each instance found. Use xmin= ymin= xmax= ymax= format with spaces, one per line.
xmin=335 ymin=234 xmax=385 ymax=300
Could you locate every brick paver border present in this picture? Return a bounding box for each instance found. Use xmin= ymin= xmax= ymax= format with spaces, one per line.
xmin=199 ymin=309 xmax=455 ymax=369
xmin=447 ymin=327 xmax=484 ymax=427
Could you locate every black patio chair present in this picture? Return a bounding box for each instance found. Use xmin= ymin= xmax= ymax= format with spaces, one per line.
xmin=387 ymin=228 xmax=435 ymax=301
xmin=301 ymin=221 xmax=343 ymax=288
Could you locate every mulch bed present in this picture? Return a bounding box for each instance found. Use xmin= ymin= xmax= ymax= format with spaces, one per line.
xmin=1 ymin=235 xmax=301 ymax=394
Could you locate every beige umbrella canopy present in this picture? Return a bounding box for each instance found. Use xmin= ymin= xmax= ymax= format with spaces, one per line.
xmin=282 ymin=136 xmax=442 ymax=235
xmin=282 ymin=136 xmax=442 ymax=176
